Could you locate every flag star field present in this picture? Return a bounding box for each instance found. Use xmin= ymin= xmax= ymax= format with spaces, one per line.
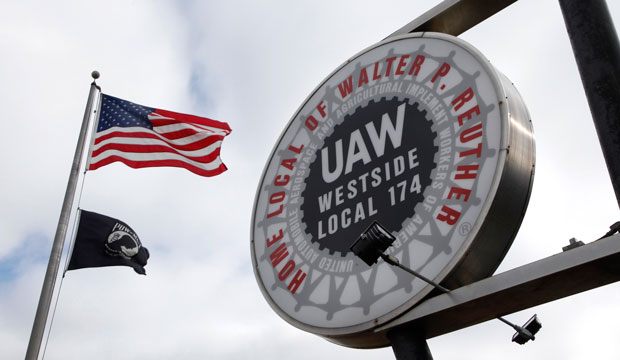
xmin=98 ymin=95 xmax=154 ymax=130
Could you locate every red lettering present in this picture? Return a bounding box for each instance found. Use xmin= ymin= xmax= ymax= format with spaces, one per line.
xmin=437 ymin=205 xmax=461 ymax=225
xmin=266 ymin=229 xmax=284 ymax=247
xmin=266 ymin=205 xmax=283 ymax=219
xmin=455 ymin=164 xmax=479 ymax=180
xmin=288 ymin=144 xmax=304 ymax=154
xmin=270 ymin=191 xmax=285 ymax=203
xmin=305 ymin=115 xmax=318 ymax=131
xmin=358 ymin=68 xmax=369 ymax=88
xmin=457 ymin=105 xmax=480 ymax=126
xmin=267 ymin=191 xmax=286 ymax=218
xmin=278 ymin=260 xmax=295 ymax=280
xmin=384 ymin=56 xmax=397 ymax=77
xmin=269 ymin=243 xmax=289 ymax=267
xmin=408 ymin=55 xmax=425 ymax=76
xmin=281 ymin=144 xmax=304 ymax=168
xmin=459 ymin=143 xmax=483 ymax=158
xmin=373 ymin=62 xmax=382 ymax=80
xmin=431 ymin=62 xmax=451 ymax=83
xmin=274 ymin=174 xmax=290 ymax=186
xmin=448 ymin=187 xmax=471 ymax=202
xmin=452 ymin=88 xmax=474 ymax=111
xmin=281 ymin=158 xmax=297 ymax=170
xmin=337 ymin=76 xmax=353 ymax=98
xmin=317 ymin=101 xmax=327 ymax=118
xmin=460 ymin=123 xmax=483 ymax=143
xmin=287 ymin=270 xmax=307 ymax=294
xmin=395 ymin=55 xmax=410 ymax=75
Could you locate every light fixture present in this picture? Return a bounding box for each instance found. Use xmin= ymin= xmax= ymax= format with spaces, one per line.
xmin=508 ymin=314 xmax=542 ymax=345
xmin=350 ymin=221 xmax=396 ymax=266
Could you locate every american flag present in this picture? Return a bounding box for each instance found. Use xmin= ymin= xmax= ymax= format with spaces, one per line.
xmin=88 ymin=94 xmax=231 ymax=177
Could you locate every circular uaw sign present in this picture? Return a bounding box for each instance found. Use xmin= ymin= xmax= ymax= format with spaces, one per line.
xmin=251 ymin=32 xmax=535 ymax=347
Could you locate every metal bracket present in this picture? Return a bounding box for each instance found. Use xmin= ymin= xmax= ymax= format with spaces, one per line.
xmin=375 ymin=233 xmax=620 ymax=338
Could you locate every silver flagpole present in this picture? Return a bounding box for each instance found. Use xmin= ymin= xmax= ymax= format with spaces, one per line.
xmin=25 ymin=71 xmax=101 ymax=360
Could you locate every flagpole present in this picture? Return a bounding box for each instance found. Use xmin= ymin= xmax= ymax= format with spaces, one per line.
xmin=25 ymin=71 xmax=101 ymax=360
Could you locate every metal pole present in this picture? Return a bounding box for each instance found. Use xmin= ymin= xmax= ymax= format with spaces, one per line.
xmin=381 ymin=254 xmax=451 ymax=293
xmin=381 ymin=254 xmax=437 ymax=359
xmin=25 ymin=73 xmax=100 ymax=360
xmin=387 ymin=324 xmax=434 ymax=360
xmin=558 ymin=0 xmax=620 ymax=208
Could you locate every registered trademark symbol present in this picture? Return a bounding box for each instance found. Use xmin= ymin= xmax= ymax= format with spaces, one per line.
xmin=459 ymin=222 xmax=472 ymax=236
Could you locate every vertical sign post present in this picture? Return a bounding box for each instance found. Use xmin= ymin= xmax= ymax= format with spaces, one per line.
xmin=558 ymin=0 xmax=620 ymax=209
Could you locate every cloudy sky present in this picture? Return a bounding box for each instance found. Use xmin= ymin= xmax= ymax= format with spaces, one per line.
xmin=1 ymin=0 xmax=619 ymax=359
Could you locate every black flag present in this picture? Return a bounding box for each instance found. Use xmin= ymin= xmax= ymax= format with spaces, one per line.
xmin=67 ymin=210 xmax=149 ymax=275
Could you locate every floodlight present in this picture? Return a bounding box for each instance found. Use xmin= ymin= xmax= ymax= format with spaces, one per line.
xmin=599 ymin=221 xmax=620 ymax=239
xmin=350 ymin=221 xmax=396 ymax=266
xmin=511 ymin=314 xmax=542 ymax=345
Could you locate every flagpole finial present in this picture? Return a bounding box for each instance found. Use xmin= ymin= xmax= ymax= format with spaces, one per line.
xmin=91 ymin=70 xmax=100 ymax=80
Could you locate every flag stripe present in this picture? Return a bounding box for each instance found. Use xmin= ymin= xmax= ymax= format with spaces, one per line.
xmin=149 ymin=116 xmax=231 ymax=136
xmin=89 ymin=154 xmax=228 ymax=177
xmin=90 ymin=149 xmax=224 ymax=170
xmin=148 ymin=116 xmax=229 ymax=134
xmin=93 ymin=128 xmax=224 ymax=151
xmin=149 ymin=119 xmax=229 ymax=143
xmin=155 ymin=108 xmax=231 ymax=131
xmin=155 ymin=127 xmax=209 ymax=141
xmin=91 ymin=142 xmax=222 ymax=163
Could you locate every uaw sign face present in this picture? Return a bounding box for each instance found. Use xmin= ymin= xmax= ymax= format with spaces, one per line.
xmin=251 ymin=33 xmax=534 ymax=347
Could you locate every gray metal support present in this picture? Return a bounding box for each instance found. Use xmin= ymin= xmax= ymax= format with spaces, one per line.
xmin=386 ymin=0 xmax=517 ymax=38
xmin=558 ymin=0 xmax=620 ymax=208
xmin=376 ymin=233 xmax=620 ymax=337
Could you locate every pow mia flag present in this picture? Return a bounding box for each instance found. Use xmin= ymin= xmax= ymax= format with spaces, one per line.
xmin=67 ymin=210 xmax=149 ymax=275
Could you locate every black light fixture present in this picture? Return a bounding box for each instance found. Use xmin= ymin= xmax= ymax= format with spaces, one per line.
xmin=350 ymin=221 xmax=396 ymax=266
xmin=509 ymin=314 xmax=542 ymax=345
xmin=351 ymin=220 xmax=542 ymax=345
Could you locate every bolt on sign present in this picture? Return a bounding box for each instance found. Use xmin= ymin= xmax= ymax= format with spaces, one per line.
xmin=251 ymin=32 xmax=535 ymax=348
